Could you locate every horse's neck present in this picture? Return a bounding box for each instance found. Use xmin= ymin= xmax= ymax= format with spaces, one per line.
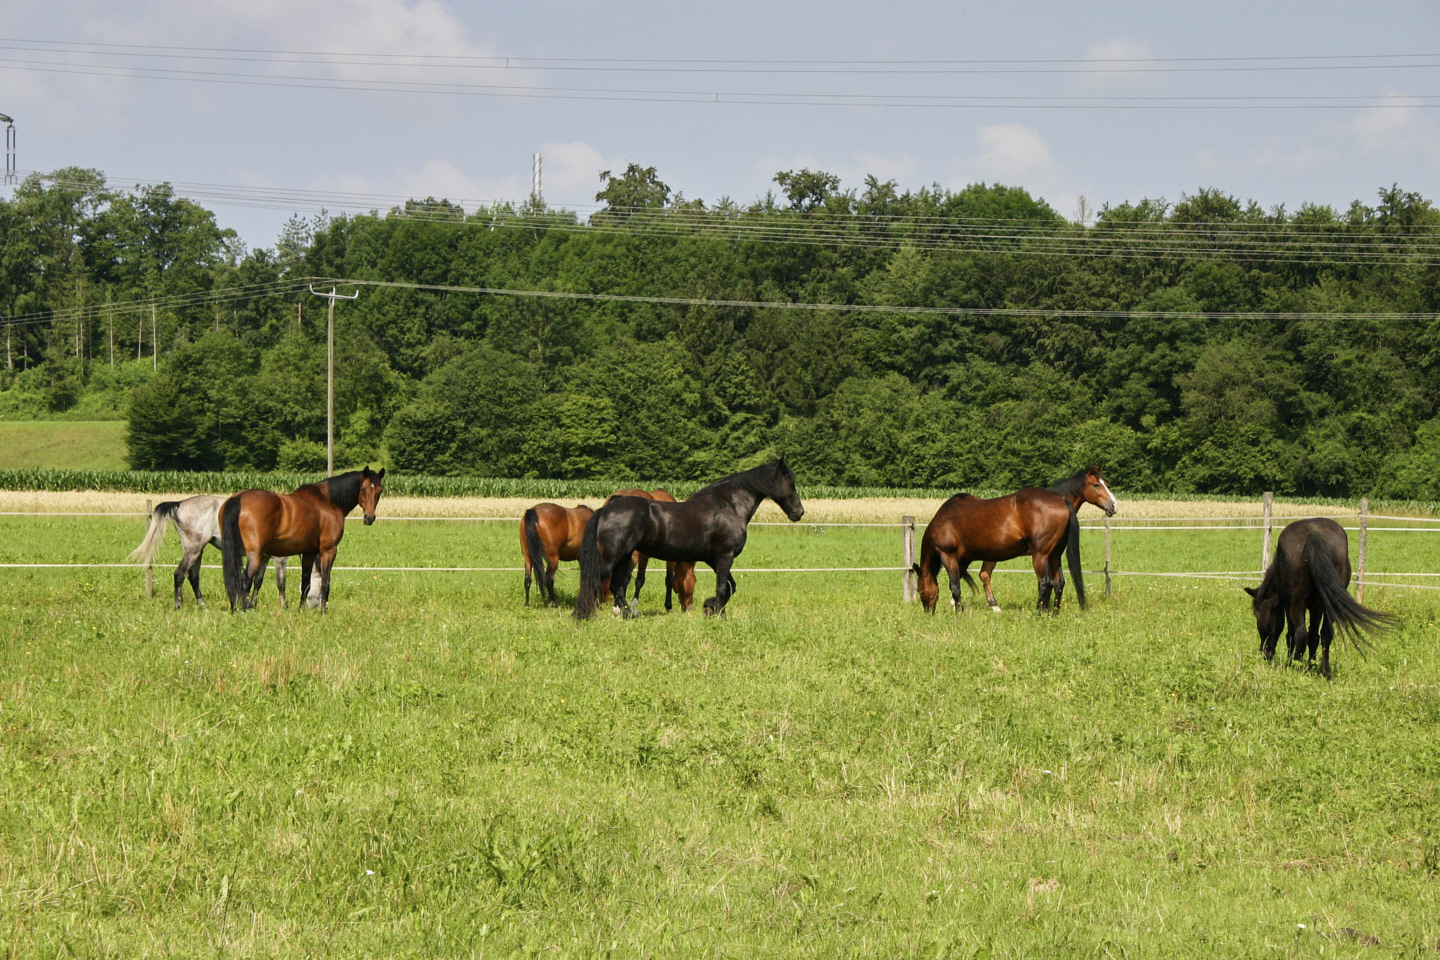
xmin=728 ymin=485 xmax=766 ymax=523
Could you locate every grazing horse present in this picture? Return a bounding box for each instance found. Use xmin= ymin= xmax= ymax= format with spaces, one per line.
xmin=575 ymin=461 xmax=805 ymax=619
xmin=130 ymin=495 xmax=288 ymax=608
xmin=220 ymin=467 xmax=384 ymax=612
xmin=607 ymin=487 xmax=698 ymax=613
xmin=520 ymin=503 xmax=594 ymax=606
xmin=914 ymin=466 xmax=1118 ymax=614
xmin=1245 ymin=517 xmax=1396 ymax=679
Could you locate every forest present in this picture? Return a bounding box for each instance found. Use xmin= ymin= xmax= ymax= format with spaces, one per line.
xmin=3 ymin=164 xmax=1440 ymax=497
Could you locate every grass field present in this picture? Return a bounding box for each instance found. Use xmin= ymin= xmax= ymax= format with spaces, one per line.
xmin=0 ymin=421 xmax=128 ymax=470
xmin=2 ymin=503 xmax=1439 ymax=958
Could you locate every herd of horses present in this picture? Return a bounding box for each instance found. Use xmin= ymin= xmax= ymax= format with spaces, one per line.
xmin=129 ymin=461 xmax=1396 ymax=678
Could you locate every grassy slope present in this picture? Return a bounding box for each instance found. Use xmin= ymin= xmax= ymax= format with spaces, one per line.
xmin=0 ymin=421 xmax=128 ymax=470
xmin=1 ymin=515 xmax=1438 ymax=957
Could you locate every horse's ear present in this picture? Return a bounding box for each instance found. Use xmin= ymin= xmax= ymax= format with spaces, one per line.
xmin=1243 ymin=586 xmax=1258 ymax=598
xmin=911 ymin=563 xmax=921 ymax=576
xmin=377 ymin=467 xmax=386 ymax=480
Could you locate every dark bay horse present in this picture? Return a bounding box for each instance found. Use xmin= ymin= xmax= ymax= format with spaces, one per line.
xmin=607 ymin=487 xmax=697 ymax=613
xmin=575 ymin=461 xmax=804 ymax=619
xmin=914 ymin=467 xmax=1118 ymax=614
xmin=131 ymin=494 xmax=287 ymax=609
xmin=521 ymin=502 xmax=593 ymax=606
xmin=1245 ymin=517 xmax=1396 ymax=679
xmin=221 ymin=467 xmax=384 ymax=612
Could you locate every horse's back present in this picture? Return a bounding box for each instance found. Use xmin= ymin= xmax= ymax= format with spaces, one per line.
xmin=925 ymin=488 xmax=1069 ymax=559
xmin=1278 ymin=517 xmax=1351 ymax=590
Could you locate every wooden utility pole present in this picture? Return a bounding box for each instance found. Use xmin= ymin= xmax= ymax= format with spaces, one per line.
xmin=1104 ymin=515 xmax=1113 ymax=598
xmin=151 ymin=305 xmax=157 ymax=370
xmin=309 ymin=285 xmax=359 ymax=475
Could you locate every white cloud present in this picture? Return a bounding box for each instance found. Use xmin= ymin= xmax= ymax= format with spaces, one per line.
xmin=1079 ymin=37 xmax=1160 ymax=90
xmin=1195 ymin=140 xmax=1339 ymax=176
xmin=968 ymin=123 xmax=1060 ymax=184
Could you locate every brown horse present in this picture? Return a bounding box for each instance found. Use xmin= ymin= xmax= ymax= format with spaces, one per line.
xmin=607 ymin=488 xmax=697 ymax=613
xmin=220 ymin=467 xmax=385 ymax=612
xmin=914 ymin=467 xmax=1117 ymax=614
xmin=520 ymin=502 xmax=594 ymax=606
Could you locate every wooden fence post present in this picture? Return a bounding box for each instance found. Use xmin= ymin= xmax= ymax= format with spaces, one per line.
xmin=143 ymin=499 xmax=153 ymax=599
xmin=1261 ymin=491 xmax=1274 ymax=574
xmin=902 ymin=516 xmax=917 ymax=603
xmin=1357 ymin=498 xmax=1369 ymax=603
xmin=1104 ymin=515 xmax=1112 ymax=598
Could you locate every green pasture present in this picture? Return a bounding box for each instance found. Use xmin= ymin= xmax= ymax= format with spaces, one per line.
xmin=2 ymin=513 xmax=1440 ymax=957
xmin=0 ymin=421 xmax=129 ymax=471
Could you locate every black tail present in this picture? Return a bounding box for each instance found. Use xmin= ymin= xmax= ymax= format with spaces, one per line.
xmin=1065 ymin=506 xmax=1087 ymax=610
xmin=522 ymin=508 xmax=550 ymax=602
xmin=220 ymin=495 xmax=246 ymax=611
xmin=1303 ymin=537 xmax=1397 ymax=653
xmin=573 ymin=511 xmax=605 ymax=620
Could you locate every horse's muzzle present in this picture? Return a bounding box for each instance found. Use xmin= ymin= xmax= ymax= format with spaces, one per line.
xmin=364 ymin=514 xmax=376 ymax=526
xmin=787 ymin=505 xmax=806 ymax=522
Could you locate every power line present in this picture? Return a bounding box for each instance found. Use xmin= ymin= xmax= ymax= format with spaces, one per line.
xmin=1 ymin=55 xmax=1437 ymax=110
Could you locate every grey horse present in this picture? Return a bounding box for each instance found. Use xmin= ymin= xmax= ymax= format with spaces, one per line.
xmin=130 ymin=495 xmax=287 ymax=609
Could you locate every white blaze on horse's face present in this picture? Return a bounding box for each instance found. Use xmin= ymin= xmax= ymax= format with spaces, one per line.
xmin=1098 ymin=478 xmax=1118 ymax=517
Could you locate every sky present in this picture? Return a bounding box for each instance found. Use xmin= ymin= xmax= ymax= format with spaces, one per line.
xmin=1 ymin=1 xmax=1438 ymax=250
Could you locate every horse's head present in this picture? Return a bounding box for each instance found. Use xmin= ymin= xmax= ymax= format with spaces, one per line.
xmin=1244 ymin=585 xmax=1282 ymax=657
xmin=1080 ymin=466 xmax=1118 ymax=517
xmin=770 ymin=460 xmax=805 ymax=522
xmin=359 ymin=466 xmax=386 ymax=525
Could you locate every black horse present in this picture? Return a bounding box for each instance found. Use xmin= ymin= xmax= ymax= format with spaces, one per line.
xmin=574 ymin=461 xmax=805 ymax=619
xmin=1244 ymin=517 xmax=1396 ymax=679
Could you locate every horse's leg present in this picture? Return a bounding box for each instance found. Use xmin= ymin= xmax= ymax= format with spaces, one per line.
xmin=940 ymin=553 xmax=964 ymax=613
xmin=275 ymin=557 xmax=287 ymax=610
xmin=301 ymin=553 xmax=318 ymax=609
xmin=979 ymin=561 xmax=1001 ymax=612
xmin=633 ymin=553 xmax=649 ymax=601
xmin=703 ymin=555 xmax=735 ymax=617
xmin=174 ymin=542 xmax=199 ymax=609
xmin=249 ymin=557 xmax=268 ymax=609
xmin=1032 ymin=553 xmax=1053 ymax=613
xmin=664 ymin=562 xmax=675 ymax=612
xmin=1049 ymin=546 xmax=1066 ymax=611
xmin=523 ymin=553 xmax=533 ymax=606
xmin=1286 ymin=599 xmax=1307 ymax=666
xmin=680 ymin=564 xmax=696 ymax=612
xmin=318 ymin=547 xmax=337 ymax=613
xmin=544 ymin=551 xmax=561 ymax=607
xmin=187 ymin=556 xmax=204 ymax=610
xmin=609 ymin=552 xmax=636 ymax=618
xmin=242 ymin=551 xmax=264 ymax=612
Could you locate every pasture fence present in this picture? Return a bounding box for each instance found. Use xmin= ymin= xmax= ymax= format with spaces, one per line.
xmin=4 ymin=491 xmax=1439 ymax=602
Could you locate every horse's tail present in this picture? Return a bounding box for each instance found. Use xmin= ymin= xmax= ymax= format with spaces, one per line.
xmin=220 ymin=494 xmax=246 ymax=611
xmin=522 ymin=507 xmax=549 ymax=598
xmin=1065 ymin=505 xmax=1087 ymax=610
xmin=1303 ymin=536 xmax=1397 ymax=654
xmin=128 ymin=500 xmax=179 ymax=567
xmin=573 ymin=511 xmax=605 ymax=620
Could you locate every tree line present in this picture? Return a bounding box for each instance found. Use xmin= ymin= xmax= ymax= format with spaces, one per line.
xmin=3 ymin=164 xmax=1440 ymax=497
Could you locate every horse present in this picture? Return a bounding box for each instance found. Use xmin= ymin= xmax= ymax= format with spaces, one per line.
xmin=575 ymin=461 xmax=804 ymax=620
xmin=606 ymin=487 xmax=698 ymax=613
xmin=1244 ymin=517 xmax=1396 ymax=679
xmin=520 ymin=502 xmax=594 ymax=606
xmin=130 ymin=495 xmax=287 ymax=609
xmin=913 ymin=466 xmax=1118 ymax=615
xmin=220 ymin=467 xmax=384 ymax=612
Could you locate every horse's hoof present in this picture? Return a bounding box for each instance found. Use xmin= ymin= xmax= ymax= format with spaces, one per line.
xmin=989 ymin=605 xmax=1002 ymax=613
xmin=703 ymin=599 xmax=716 ymax=617
xmin=628 ymin=599 xmax=639 ymax=617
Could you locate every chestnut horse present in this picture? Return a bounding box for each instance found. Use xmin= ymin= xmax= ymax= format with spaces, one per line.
xmin=914 ymin=467 xmax=1117 ymax=614
xmin=607 ymin=488 xmax=697 ymax=613
xmin=520 ymin=503 xmax=593 ymax=606
xmin=220 ymin=467 xmax=385 ymax=612
xmin=576 ymin=461 xmax=804 ymax=620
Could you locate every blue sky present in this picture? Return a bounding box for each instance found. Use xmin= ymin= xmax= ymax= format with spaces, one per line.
xmin=2 ymin=0 xmax=1438 ymax=248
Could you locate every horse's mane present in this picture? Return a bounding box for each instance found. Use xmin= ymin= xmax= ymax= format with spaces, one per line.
xmin=690 ymin=460 xmax=792 ymax=500
xmin=298 ymin=469 xmax=368 ymax=512
xmin=1048 ymin=466 xmax=1100 ymax=501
